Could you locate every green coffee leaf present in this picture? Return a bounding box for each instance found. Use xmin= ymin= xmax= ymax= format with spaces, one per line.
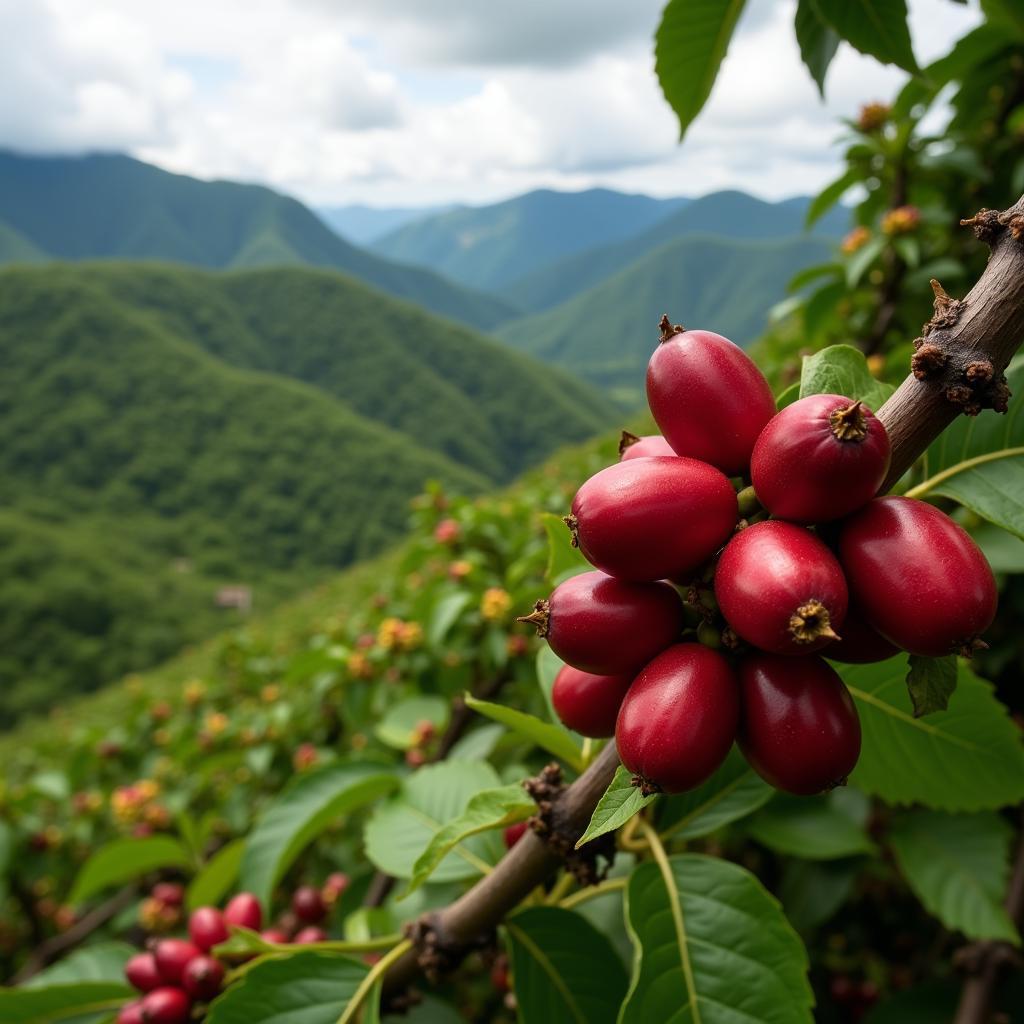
xmin=620 ymin=854 xmax=813 ymax=1023
xmin=814 ymin=0 xmax=917 ymax=71
xmin=405 ymin=783 xmax=534 ymax=896
xmin=905 ymin=655 xmax=957 ymax=718
xmin=655 ymin=0 xmax=748 ymax=141
xmin=186 ymin=838 xmax=245 ymax=912
xmin=778 ymin=859 xmax=860 ymax=932
xmin=842 ymin=656 xmax=1024 ymax=810
xmin=0 ymin=983 xmax=132 ymax=1024
xmin=746 ymin=792 xmax=876 ymax=860
xmin=206 ymin=951 xmax=369 ymax=1024
xmin=799 ymin=344 xmax=895 ymax=411
xmin=657 ymin=746 xmax=773 ymax=840
xmin=374 ymin=696 xmax=449 ymax=750
xmin=506 ymin=907 xmax=628 ymax=1024
xmin=464 ymin=695 xmax=583 ymax=771
xmin=577 ymin=765 xmax=656 ymax=849
xmin=69 ymin=836 xmax=192 ymax=906
xmin=795 ymin=0 xmax=841 ymax=96
xmin=24 ymin=944 xmax=135 ymax=988
xmin=240 ymin=763 xmax=398 ymax=909
xmin=805 ymin=168 xmax=858 ymax=228
xmin=364 ymin=761 xmax=504 ymax=882
xmin=426 ymin=591 xmax=472 ymax=647
xmin=888 ymin=810 xmax=1018 ymax=942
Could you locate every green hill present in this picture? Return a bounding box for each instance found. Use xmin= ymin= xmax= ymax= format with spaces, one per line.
xmin=0 ymin=151 xmax=515 ymax=330
xmin=497 ymin=234 xmax=833 ymax=399
xmin=0 ymin=263 xmax=611 ymax=721
xmin=505 ymin=190 xmax=848 ymax=312
xmin=371 ymin=188 xmax=688 ymax=293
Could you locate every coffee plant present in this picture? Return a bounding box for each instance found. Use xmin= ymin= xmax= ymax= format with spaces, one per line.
xmin=2 ymin=3 xmax=1024 ymax=1023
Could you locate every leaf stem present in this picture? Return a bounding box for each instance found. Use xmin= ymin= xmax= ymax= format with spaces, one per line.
xmin=905 ymin=447 xmax=1024 ymax=499
xmin=545 ymin=871 xmax=576 ymax=905
xmin=337 ymin=938 xmax=414 ymax=1024
xmin=558 ymin=877 xmax=627 ymax=910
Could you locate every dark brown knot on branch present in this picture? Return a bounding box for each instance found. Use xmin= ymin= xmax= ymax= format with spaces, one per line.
xmin=403 ymin=913 xmax=495 ymax=986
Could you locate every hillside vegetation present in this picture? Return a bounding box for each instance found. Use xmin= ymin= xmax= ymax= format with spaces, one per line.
xmin=0 ymin=151 xmax=514 ymax=330
xmin=0 ymin=263 xmax=611 ymax=721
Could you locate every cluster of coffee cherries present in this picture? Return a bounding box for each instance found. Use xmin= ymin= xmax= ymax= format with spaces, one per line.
xmin=118 ymin=875 xmax=348 ymax=1022
xmin=521 ymin=319 xmax=997 ymax=797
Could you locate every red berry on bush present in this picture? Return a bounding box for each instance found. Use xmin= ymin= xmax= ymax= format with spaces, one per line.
xmin=139 ymin=987 xmax=192 ymax=1024
xmin=188 ymin=906 xmax=229 ymax=952
xmin=646 ymin=323 xmax=775 ymax=475
xmin=293 ymin=926 xmax=329 ymax=944
xmin=751 ymin=394 xmax=890 ymax=522
xmin=616 ymin=643 xmax=739 ymax=794
xmin=182 ymin=954 xmax=225 ymax=1001
xmin=322 ymin=873 xmax=350 ymax=904
xmin=260 ymin=929 xmax=290 ymax=944
xmin=153 ymin=938 xmax=202 ymax=985
xmin=824 ymin=604 xmax=899 ymax=664
xmin=150 ymin=883 xmax=184 ymax=907
xmin=292 ymin=886 xmax=327 ymax=924
xmin=738 ymin=653 xmax=861 ymax=795
xmin=125 ymin=952 xmax=162 ymax=993
xmin=839 ymin=496 xmax=997 ymax=656
xmin=223 ymin=892 xmax=263 ymax=931
xmin=503 ymin=821 xmax=528 ymax=849
xmin=117 ymin=1002 xmax=144 ymax=1024
xmin=519 ymin=571 xmax=683 ymax=676
xmin=551 ymin=664 xmax=633 ymax=738
xmin=715 ymin=521 xmax=848 ymax=655
xmin=618 ymin=431 xmax=675 ymax=461
xmin=566 ymin=457 xmax=737 ymax=582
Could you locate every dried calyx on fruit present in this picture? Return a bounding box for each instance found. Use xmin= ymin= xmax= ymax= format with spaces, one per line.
xmin=618 ymin=430 xmax=676 ymax=460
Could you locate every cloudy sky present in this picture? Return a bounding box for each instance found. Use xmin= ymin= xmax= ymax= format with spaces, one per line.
xmin=2 ymin=0 xmax=980 ymax=209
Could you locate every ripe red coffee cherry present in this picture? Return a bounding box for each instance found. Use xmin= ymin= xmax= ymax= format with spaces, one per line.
xmin=824 ymin=604 xmax=900 ymax=664
xmin=551 ymin=665 xmax=633 ymax=738
xmin=153 ymin=939 xmax=202 ymax=986
xmin=260 ymin=929 xmax=290 ymax=944
xmin=293 ymin=926 xmax=329 ymax=944
xmin=223 ymin=892 xmax=263 ymax=931
xmin=839 ymin=497 xmax=997 ymax=656
xmin=616 ymin=643 xmax=739 ymax=794
xmin=567 ymin=457 xmax=737 ymax=582
xmin=150 ymin=883 xmax=184 ymax=907
xmin=139 ymin=987 xmax=192 ymax=1024
xmin=519 ymin=571 xmax=683 ymax=675
xmin=117 ymin=1003 xmax=144 ymax=1024
xmin=715 ymin=521 xmax=848 ymax=655
xmin=738 ymin=653 xmax=861 ymax=795
xmin=125 ymin=952 xmax=162 ymax=993
xmin=751 ymin=394 xmax=890 ymax=523
xmin=188 ymin=906 xmax=229 ymax=951
xmin=182 ymin=955 xmax=225 ymax=1000
xmin=503 ymin=822 xmax=528 ymax=849
xmin=646 ymin=320 xmax=776 ymax=475
xmin=618 ymin=430 xmax=675 ymax=461
xmin=292 ymin=886 xmax=327 ymax=924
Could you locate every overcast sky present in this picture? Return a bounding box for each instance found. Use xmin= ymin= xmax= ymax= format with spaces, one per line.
xmin=1 ymin=0 xmax=980 ymax=209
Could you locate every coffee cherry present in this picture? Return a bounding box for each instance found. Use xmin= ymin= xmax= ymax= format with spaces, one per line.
xmin=117 ymin=1003 xmax=144 ymax=1024
xmin=153 ymin=938 xmax=202 ymax=985
xmin=139 ymin=987 xmax=192 ymax=1024
xmin=616 ymin=643 xmax=739 ymax=794
xmin=182 ymin=955 xmax=225 ymax=1000
xmin=738 ymin=653 xmax=861 ymax=795
xmin=751 ymin=394 xmax=890 ymax=522
xmin=223 ymin=892 xmax=263 ymax=931
xmin=840 ymin=497 xmax=997 ymax=656
xmin=618 ymin=431 xmax=675 ymax=461
xmin=551 ymin=665 xmax=634 ymax=738
xmin=824 ymin=604 xmax=900 ymax=664
xmin=291 ymin=886 xmax=327 ymax=924
xmin=260 ymin=929 xmax=290 ymax=944
xmin=503 ymin=822 xmax=528 ymax=849
xmin=566 ymin=457 xmax=737 ymax=581
xmin=519 ymin=571 xmax=683 ymax=675
xmin=188 ymin=906 xmax=229 ymax=951
xmin=293 ymin=926 xmax=329 ymax=944
xmin=150 ymin=883 xmax=184 ymax=907
xmin=125 ymin=952 xmax=162 ymax=993
xmin=715 ymin=521 xmax=848 ymax=655
xmin=646 ymin=323 xmax=775 ymax=475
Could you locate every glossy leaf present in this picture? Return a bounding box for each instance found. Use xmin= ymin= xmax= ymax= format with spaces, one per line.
xmin=375 ymin=696 xmax=449 ymax=750
xmin=69 ymin=836 xmax=192 ymax=906
xmin=795 ymin=0 xmax=841 ymax=96
xmin=23 ymin=944 xmax=135 ymax=987
xmin=0 ymin=983 xmax=132 ymax=1024
xmin=577 ymin=765 xmax=656 ymax=849
xmin=506 ymin=907 xmax=628 ymax=1024
xmin=746 ymin=792 xmax=876 ymax=860
xmin=799 ymin=344 xmax=896 ymax=411
xmin=620 ymin=853 xmax=813 ymax=1023
xmin=889 ymin=810 xmax=1018 ymax=941
xmin=364 ymin=761 xmax=504 ymax=882
xmin=655 ymin=0 xmax=748 ymax=141
xmin=814 ymin=0 xmax=917 ymax=71
xmin=842 ymin=657 xmax=1024 ymax=810
xmin=240 ymin=763 xmax=398 ymax=909
xmin=206 ymin=951 xmax=369 ymax=1024
xmin=464 ymin=695 xmax=583 ymax=771
xmin=187 ymin=838 xmax=245 ymax=912
xmin=405 ymin=783 xmax=534 ymax=896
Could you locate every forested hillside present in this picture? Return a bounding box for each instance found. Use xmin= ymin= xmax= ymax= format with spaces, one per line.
xmin=0 ymin=151 xmax=513 ymax=330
